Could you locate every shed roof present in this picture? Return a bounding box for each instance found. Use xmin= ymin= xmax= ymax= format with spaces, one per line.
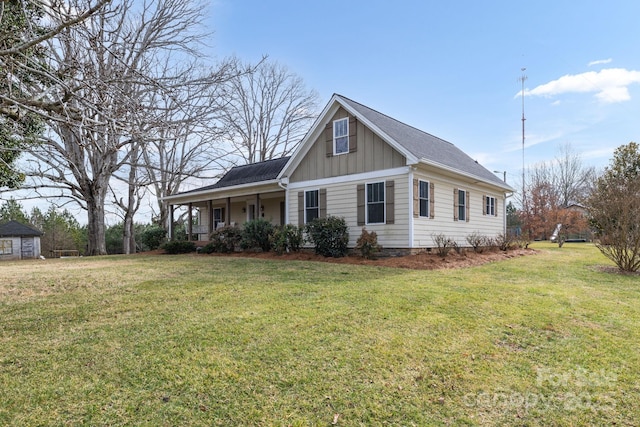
xmin=0 ymin=220 xmax=43 ymax=237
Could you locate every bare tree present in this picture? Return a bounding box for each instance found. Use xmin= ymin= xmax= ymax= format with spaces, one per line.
xmin=554 ymin=142 xmax=596 ymax=207
xmin=1 ymin=0 xmax=110 ymax=189
xmin=521 ymin=143 xmax=593 ymax=241
xmin=19 ymin=0 xmax=220 ymax=255
xmin=217 ymin=60 xmax=319 ymax=164
xmin=137 ymin=60 xmax=247 ymax=233
xmin=111 ymin=140 xmax=145 ymax=254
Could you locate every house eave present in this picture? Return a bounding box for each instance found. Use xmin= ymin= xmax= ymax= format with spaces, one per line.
xmin=163 ymin=179 xmax=282 ymax=205
xmin=418 ymin=158 xmax=514 ymax=192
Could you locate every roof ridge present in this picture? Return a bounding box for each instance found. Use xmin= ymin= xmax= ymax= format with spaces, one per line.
xmin=229 ymin=156 xmax=290 ymax=170
xmin=335 ymin=94 xmax=454 ymax=147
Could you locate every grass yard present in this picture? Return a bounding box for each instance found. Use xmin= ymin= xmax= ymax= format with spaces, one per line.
xmin=1 ymin=243 xmax=639 ymax=426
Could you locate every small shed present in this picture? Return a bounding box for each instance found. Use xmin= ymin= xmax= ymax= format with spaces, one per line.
xmin=0 ymin=220 xmax=44 ymax=260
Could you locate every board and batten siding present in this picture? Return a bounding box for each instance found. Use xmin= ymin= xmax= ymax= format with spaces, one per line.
xmin=290 ymin=172 xmax=410 ymax=248
xmin=289 ymin=107 xmax=406 ymax=183
xmin=412 ymin=172 xmax=505 ymax=247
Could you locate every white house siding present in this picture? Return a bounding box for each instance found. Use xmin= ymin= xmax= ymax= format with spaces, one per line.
xmin=412 ymin=170 xmax=505 ymax=247
xmin=289 ymin=170 xmax=410 ymax=248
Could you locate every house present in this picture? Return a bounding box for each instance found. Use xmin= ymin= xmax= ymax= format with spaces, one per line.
xmin=163 ymin=94 xmax=514 ymax=252
xmin=0 ymin=220 xmax=44 ymax=260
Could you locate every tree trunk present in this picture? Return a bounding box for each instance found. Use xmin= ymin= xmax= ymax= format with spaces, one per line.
xmin=86 ymin=183 xmax=108 ymax=255
xmin=122 ymin=143 xmax=139 ymax=254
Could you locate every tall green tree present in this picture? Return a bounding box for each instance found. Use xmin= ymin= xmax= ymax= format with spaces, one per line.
xmin=586 ymin=142 xmax=640 ymax=272
xmin=30 ymin=206 xmax=87 ymax=256
xmin=0 ymin=198 xmax=29 ymax=223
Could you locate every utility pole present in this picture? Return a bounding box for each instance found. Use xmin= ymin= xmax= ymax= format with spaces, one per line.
xmin=519 ymin=68 xmax=527 ymax=212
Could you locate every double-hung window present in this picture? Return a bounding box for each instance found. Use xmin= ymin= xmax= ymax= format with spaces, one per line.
xmin=333 ymin=118 xmax=349 ymax=155
xmin=419 ymin=180 xmax=430 ymax=217
xmin=305 ymin=190 xmax=319 ymax=223
xmin=458 ymin=189 xmax=467 ymax=221
xmin=367 ymin=182 xmax=385 ymax=224
xmin=485 ymin=196 xmax=496 ymax=216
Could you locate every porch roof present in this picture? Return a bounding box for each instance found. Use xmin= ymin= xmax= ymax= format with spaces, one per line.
xmin=164 ymin=157 xmax=290 ymax=204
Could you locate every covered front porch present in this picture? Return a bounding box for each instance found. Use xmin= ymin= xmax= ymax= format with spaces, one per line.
xmin=162 ymin=157 xmax=291 ymax=242
xmin=167 ymin=186 xmax=286 ymax=242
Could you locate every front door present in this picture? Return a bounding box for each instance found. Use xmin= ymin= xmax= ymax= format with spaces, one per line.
xmin=21 ymin=237 xmax=34 ymax=259
xmin=213 ymin=208 xmax=224 ymax=229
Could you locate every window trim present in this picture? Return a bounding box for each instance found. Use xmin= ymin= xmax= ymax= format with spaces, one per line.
xmin=366 ymin=181 xmax=386 ymax=225
xmin=485 ymin=195 xmax=496 ymax=216
xmin=304 ymin=189 xmax=320 ymax=224
xmin=333 ymin=117 xmax=349 ymax=155
xmin=419 ymin=180 xmax=430 ymax=218
xmin=458 ymin=189 xmax=467 ymax=221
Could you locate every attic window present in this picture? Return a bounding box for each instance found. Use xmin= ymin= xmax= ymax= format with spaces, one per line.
xmin=333 ymin=118 xmax=348 ymax=155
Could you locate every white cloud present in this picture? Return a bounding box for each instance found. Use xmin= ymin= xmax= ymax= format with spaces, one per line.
xmin=520 ymin=68 xmax=640 ymax=104
xmin=588 ymin=58 xmax=612 ymax=67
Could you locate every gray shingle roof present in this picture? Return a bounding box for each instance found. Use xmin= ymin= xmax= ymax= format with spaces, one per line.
xmin=0 ymin=220 xmax=43 ymax=237
xmin=337 ymin=95 xmax=509 ymax=188
xmin=179 ymin=157 xmax=290 ymax=194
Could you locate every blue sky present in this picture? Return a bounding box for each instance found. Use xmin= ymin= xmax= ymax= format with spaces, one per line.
xmin=207 ymin=0 xmax=640 ymax=185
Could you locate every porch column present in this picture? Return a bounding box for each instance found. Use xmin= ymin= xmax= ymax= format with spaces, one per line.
xmin=226 ymin=197 xmax=231 ymax=224
xmin=256 ymin=193 xmax=261 ymax=218
xmin=187 ymin=203 xmax=193 ymax=241
xmin=208 ymin=200 xmax=213 ymax=235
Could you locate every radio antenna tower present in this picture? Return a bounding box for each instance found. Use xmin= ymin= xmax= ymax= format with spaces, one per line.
xmin=519 ymin=68 xmax=527 ymax=211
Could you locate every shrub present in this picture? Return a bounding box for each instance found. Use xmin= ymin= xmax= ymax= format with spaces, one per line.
xmin=305 ymin=216 xmax=349 ymax=258
xmin=495 ymin=233 xmax=515 ymax=251
xmin=355 ymin=227 xmax=382 ymax=259
xmin=270 ymin=224 xmax=303 ymax=255
xmin=140 ymin=225 xmax=166 ymax=250
xmin=452 ymin=240 xmax=464 ymax=255
xmin=432 ymin=233 xmax=454 ymax=257
xmin=512 ymin=232 xmax=531 ymax=249
xmin=466 ymin=231 xmax=485 ymax=253
xmin=209 ymin=226 xmax=242 ymax=253
xmin=199 ymin=242 xmax=216 ymax=254
xmin=240 ymin=219 xmax=274 ymax=252
xmin=162 ymin=240 xmax=196 ymax=254
xmin=482 ymin=235 xmax=497 ymax=251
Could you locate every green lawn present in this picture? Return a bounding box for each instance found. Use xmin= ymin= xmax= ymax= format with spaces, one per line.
xmin=1 ymin=243 xmax=638 ymax=426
